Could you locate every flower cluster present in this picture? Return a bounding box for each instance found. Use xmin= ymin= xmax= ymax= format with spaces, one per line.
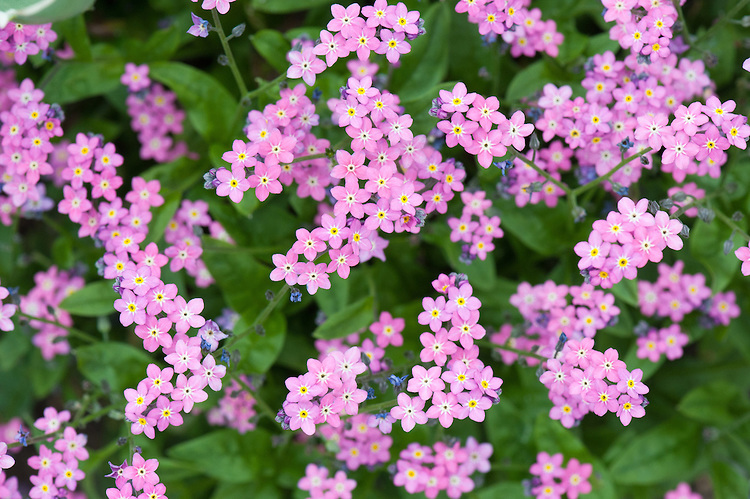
xmin=207 ymin=374 xmax=259 ymax=434
xmin=263 ymin=61 xmax=467 ymax=294
xmin=539 ymin=338 xmax=649 ymax=427
xmin=212 ymin=83 xmax=328 ymax=204
xmin=393 ymin=437 xmax=492 ymax=498
xmin=527 ymin=452 xmax=592 ymax=499
xmin=298 ymin=463 xmax=356 ymax=499
xmin=0 ymin=78 xmax=64 ymax=222
xmin=105 ymin=451 xmax=167 ymax=499
xmin=122 ymin=64 xmax=191 ymax=163
xmin=636 ymin=324 xmax=689 ymax=363
xmin=433 ymin=82 xmax=535 ymax=168
xmin=287 ymin=1 xmax=424 ymax=86
xmin=447 ymin=190 xmax=503 ymax=262
xmin=0 ymin=279 xmax=16 ymax=332
xmin=387 ymin=273 xmax=502 ymax=431
xmin=0 ymin=22 xmax=57 ymax=65
xmin=20 ymin=409 xmax=90 ymax=499
xmin=162 ymin=198 xmax=226 ymax=287
xmin=605 ymin=0 xmax=680 ymax=62
xmin=279 ymin=346 xmax=368 ymax=436
xmin=456 ymin=0 xmax=563 ymax=58
xmin=637 ymin=261 xmax=710 ymax=322
xmin=319 ymin=414 xmax=393 ymax=470
xmin=498 ymin=281 xmax=620 ymax=364
xmin=575 ymin=197 xmax=684 ymax=288
xmin=18 ymin=266 xmax=83 ymax=359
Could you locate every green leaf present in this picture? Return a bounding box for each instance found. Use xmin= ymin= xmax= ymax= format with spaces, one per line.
xmin=232 ymin=309 xmax=287 ymax=374
xmin=59 ymin=280 xmax=117 ymax=317
xmin=250 ymin=0 xmax=332 ymax=13
xmin=689 ymin=220 xmax=739 ymax=293
xmin=145 ymin=191 xmax=181 ymax=245
xmin=477 ymin=483 xmax=526 ymax=498
xmin=391 ymin=3 xmax=451 ymax=102
xmin=609 ymin=278 xmax=638 ymax=308
xmin=607 ymin=417 xmax=701 ymax=485
xmin=76 ymin=343 xmax=152 ymax=393
xmin=149 ymin=61 xmax=236 ymax=143
xmin=201 ymin=240 xmax=269 ymax=312
xmin=677 ymin=380 xmax=750 ymax=426
xmin=0 ymin=332 xmax=31 ymax=372
xmin=55 ymin=14 xmax=92 ymax=61
xmin=506 ymin=60 xmax=550 ymax=103
xmin=3 ymin=0 xmax=94 ymax=24
xmin=251 ymin=30 xmax=291 ymax=73
xmin=41 ymin=60 xmax=124 ymax=105
xmin=167 ymin=429 xmax=271 ymax=483
xmin=711 ymin=461 xmax=750 ymax=499
xmin=312 ymin=296 xmax=374 ymax=340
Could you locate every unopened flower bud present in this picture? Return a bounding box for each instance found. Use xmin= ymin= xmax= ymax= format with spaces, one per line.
xmin=217 ymin=54 xmax=229 ymax=66
xmin=648 ymin=200 xmax=660 ymax=215
xmin=529 ymin=132 xmax=540 ymax=150
xmin=265 ymin=290 xmax=274 ymax=301
xmin=231 ymin=23 xmax=246 ymax=38
xmin=741 ymin=15 xmax=750 ymax=28
xmin=698 ymin=206 xmax=715 ymax=223
xmin=671 ymin=191 xmax=686 ymax=202
xmin=679 ymin=224 xmax=690 ymax=238
xmin=572 ymin=206 xmax=587 ymax=223
xmin=703 ymin=52 xmax=718 ymax=67
xmin=723 ymin=237 xmax=734 ymax=256
xmin=660 ymin=198 xmax=674 ymax=210
xmin=254 ymin=324 xmax=265 ymax=336
xmin=732 ymin=211 xmax=744 ymax=222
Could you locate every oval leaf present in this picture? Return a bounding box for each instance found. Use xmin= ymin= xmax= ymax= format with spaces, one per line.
xmin=59 ymin=280 xmax=116 ymax=317
xmin=313 ymin=296 xmax=374 ymax=340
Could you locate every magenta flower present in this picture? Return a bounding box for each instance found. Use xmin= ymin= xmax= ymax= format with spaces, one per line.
xmin=500 ymin=110 xmax=534 ymax=150
xmin=201 ymin=0 xmax=236 ymax=15
xmin=172 ymin=373 xmax=208 ymax=413
xmin=437 ymin=113 xmax=477 ymax=149
xmin=466 ymin=128 xmax=506 ymax=168
xmin=407 ymin=365 xmax=445 ymax=400
xmin=167 ymin=296 xmax=205 ymax=334
xmin=390 ymin=392 xmax=428 ymax=432
xmin=114 ymin=289 xmax=148 ymax=327
xmin=216 ymin=166 xmax=250 ymax=203
xmin=125 ymin=380 xmax=155 ymax=415
xmin=375 ymin=29 xmax=411 ymax=63
xmin=419 ymin=330 xmax=457 ymax=366
xmin=286 ymin=47 xmax=327 ymax=87
xmin=314 ymin=30 xmax=350 ymax=67
xmin=270 ymin=250 xmax=299 ymax=285
xmin=121 ymin=63 xmax=150 ymax=92
xmin=123 ymin=453 xmax=159 ymax=492
xmin=418 ymin=296 xmax=449 ymax=332
xmin=426 ymin=391 xmax=465 ymax=428
xmin=187 ymin=12 xmax=210 ymax=38
xmin=439 ymin=82 xmax=476 ymax=114
xmin=286 ymin=401 xmax=320 ymax=435
xmin=295 ymin=262 xmax=331 ymax=295
xmin=457 ymin=389 xmax=492 ymax=422
xmin=148 ymin=396 xmax=184 ymax=432
xmin=328 ymin=3 xmax=363 ymax=38
xmin=145 ymin=364 xmax=174 ymax=396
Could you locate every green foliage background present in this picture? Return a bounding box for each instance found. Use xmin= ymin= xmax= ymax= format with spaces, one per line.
xmin=1 ymin=0 xmax=750 ymax=498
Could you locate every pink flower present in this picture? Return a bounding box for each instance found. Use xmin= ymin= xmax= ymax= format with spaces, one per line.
xmin=419 ymin=330 xmax=457 ymax=366
xmin=287 ymin=47 xmax=326 ymax=87
xmin=216 ymin=166 xmax=250 ymax=203
xmin=390 ymin=392 xmax=428 ymax=432
xmin=314 ymin=30 xmax=349 ymax=67
xmin=466 ymin=128 xmax=506 ymax=168
xmin=167 ymin=296 xmax=205 ymax=334
xmin=148 ymin=396 xmax=184 ymax=432
xmin=270 ymin=250 xmax=299 ymax=285
xmin=114 ymin=290 xmax=148 ymax=327
xmin=407 ymin=365 xmax=445 ymax=400
xmin=164 ymin=339 xmax=202 ymax=373
xmin=172 ymin=374 xmax=208 ymax=413
xmin=286 ymin=401 xmax=319 ymax=435
xmin=736 ymin=243 xmax=750 ymax=276
xmin=375 ymin=29 xmax=411 ymax=63
xmin=457 ymin=389 xmax=492 ymax=422
xmin=123 ymin=453 xmax=159 ymax=491
xmin=500 ymin=110 xmax=534 ymax=150
xmin=439 ymin=82 xmax=476 ymax=114
xmin=0 ymin=442 xmax=14 ymax=469
xmin=121 ymin=63 xmax=150 ymax=92
xmin=295 ymin=262 xmax=331 ymax=295
xmin=201 ymin=0 xmax=236 ymax=15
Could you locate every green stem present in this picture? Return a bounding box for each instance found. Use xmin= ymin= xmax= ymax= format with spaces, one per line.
xmin=361 ymin=397 xmax=397 ymax=414
xmin=671 ymin=0 xmax=692 ymax=43
xmin=571 ymin=147 xmax=653 ymax=197
xmin=245 ymin=73 xmax=287 ymax=101
xmin=509 ymin=148 xmax=571 ymax=195
xmin=6 ymin=403 xmax=118 ymax=449
xmin=232 ymin=373 xmax=277 ymax=421
xmin=286 ymin=152 xmax=329 ymax=165
xmin=211 ymin=9 xmax=249 ymax=98
xmin=226 ymin=284 xmax=289 ymax=348
xmin=17 ymin=311 xmax=96 ymax=343
xmin=692 ymin=0 xmax=750 ymax=48
xmin=476 ymin=339 xmax=548 ymax=361
xmin=714 ymin=208 xmax=750 ymax=242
